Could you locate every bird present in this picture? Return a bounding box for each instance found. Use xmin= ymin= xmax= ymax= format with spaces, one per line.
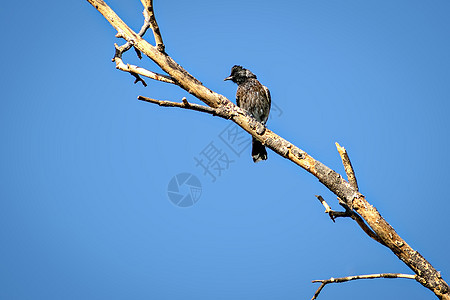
xmin=224 ymin=65 xmax=271 ymax=163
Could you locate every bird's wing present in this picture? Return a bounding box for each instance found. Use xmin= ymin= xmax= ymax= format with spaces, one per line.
xmin=262 ymin=85 xmax=271 ymax=123
xmin=236 ymin=88 xmax=241 ymax=107
xmin=262 ymin=85 xmax=271 ymax=107
xmin=235 ymin=81 xmax=271 ymax=124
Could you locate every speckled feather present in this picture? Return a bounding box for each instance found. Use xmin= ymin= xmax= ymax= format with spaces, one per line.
xmin=236 ymin=78 xmax=271 ymax=124
xmin=225 ymin=65 xmax=271 ymax=162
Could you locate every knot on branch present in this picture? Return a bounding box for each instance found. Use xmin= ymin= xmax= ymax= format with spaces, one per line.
xmin=215 ymin=105 xmax=234 ymax=119
xmin=290 ymin=147 xmax=305 ymax=160
xmin=156 ymin=44 xmax=165 ymax=53
xmin=264 ymin=137 xmax=289 ymax=157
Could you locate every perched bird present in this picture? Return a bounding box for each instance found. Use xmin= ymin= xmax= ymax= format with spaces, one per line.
xmin=224 ymin=65 xmax=271 ymax=163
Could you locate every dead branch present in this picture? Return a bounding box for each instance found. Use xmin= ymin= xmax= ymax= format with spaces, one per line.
xmin=316 ymin=195 xmax=386 ymax=246
xmin=138 ymin=96 xmax=219 ymax=115
xmin=311 ymin=273 xmax=417 ymax=300
xmin=111 ymin=1 xmax=172 ymax=85
xmin=140 ymin=0 xmax=165 ymax=52
xmin=335 ymin=142 xmax=358 ymax=191
xmin=316 ymin=195 xmax=352 ymax=222
xmin=86 ymin=1 xmax=450 ymax=299
xmin=316 ymin=144 xmax=387 ymax=246
xmin=131 ymin=71 xmax=147 ymax=87
xmin=114 ymin=51 xmax=176 ymax=85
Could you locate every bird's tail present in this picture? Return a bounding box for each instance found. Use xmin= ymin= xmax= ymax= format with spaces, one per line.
xmin=252 ymin=137 xmax=267 ymax=163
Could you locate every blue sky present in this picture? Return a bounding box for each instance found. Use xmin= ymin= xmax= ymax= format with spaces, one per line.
xmin=1 ymin=1 xmax=450 ymax=299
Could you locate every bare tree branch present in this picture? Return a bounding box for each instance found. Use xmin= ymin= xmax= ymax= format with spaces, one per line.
xmin=311 ymin=273 xmax=417 ymax=300
xmin=317 ymin=144 xmax=387 ymax=245
xmin=316 ymin=195 xmax=353 ymax=222
xmin=140 ymin=0 xmax=165 ymax=52
xmin=316 ymin=195 xmax=335 ymax=219
xmin=130 ymin=71 xmax=147 ymax=87
xmin=316 ymin=195 xmax=386 ymax=246
xmin=86 ymin=1 xmax=450 ymax=299
xmin=111 ymin=1 xmax=173 ymax=86
xmin=114 ymin=51 xmax=176 ymax=85
xmin=335 ymin=142 xmax=358 ymax=191
xmin=138 ymin=96 xmax=219 ymax=115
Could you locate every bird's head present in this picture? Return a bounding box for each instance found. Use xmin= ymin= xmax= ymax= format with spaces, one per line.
xmin=224 ymin=65 xmax=257 ymax=84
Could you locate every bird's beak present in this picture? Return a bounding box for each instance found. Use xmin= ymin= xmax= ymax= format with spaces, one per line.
xmin=224 ymin=76 xmax=233 ymax=81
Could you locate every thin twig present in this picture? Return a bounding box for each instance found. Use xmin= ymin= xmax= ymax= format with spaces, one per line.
xmin=316 ymin=195 xmax=350 ymax=222
xmin=316 ymin=195 xmax=386 ymax=246
xmin=131 ymin=72 xmax=147 ymax=87
xmin=111 ymin=1 xmax=170 ymax=85
xmin=114 ymin=1 xmax=153 ymax=57
xmin=333 ymin=142 xmax=386 ymax=245
xmin=316 ymin=195 xmax=332 ymax=214
xmin=114 ymin=51 xmax=176 ymax=85
xmin=138 ymin=96 xmax=218 ymax=115
xmin=140 ymin=0 xmax=165 ymax=52
xmin=311 ymin=273 xmax=417 ymax=300
xmin=336 ymin=142 xmax=358 ymax=191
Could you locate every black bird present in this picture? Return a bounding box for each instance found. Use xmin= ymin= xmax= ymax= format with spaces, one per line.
xmin=224 ymin=65 xmax=271 ymax=163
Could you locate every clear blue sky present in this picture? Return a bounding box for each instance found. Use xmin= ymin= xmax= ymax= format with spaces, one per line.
xmin=1 ymin=1 xmax=449 ymax=299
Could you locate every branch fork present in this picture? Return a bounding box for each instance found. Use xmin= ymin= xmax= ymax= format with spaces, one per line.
xmin=111 ymin=0 xmax=172 ymax=86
